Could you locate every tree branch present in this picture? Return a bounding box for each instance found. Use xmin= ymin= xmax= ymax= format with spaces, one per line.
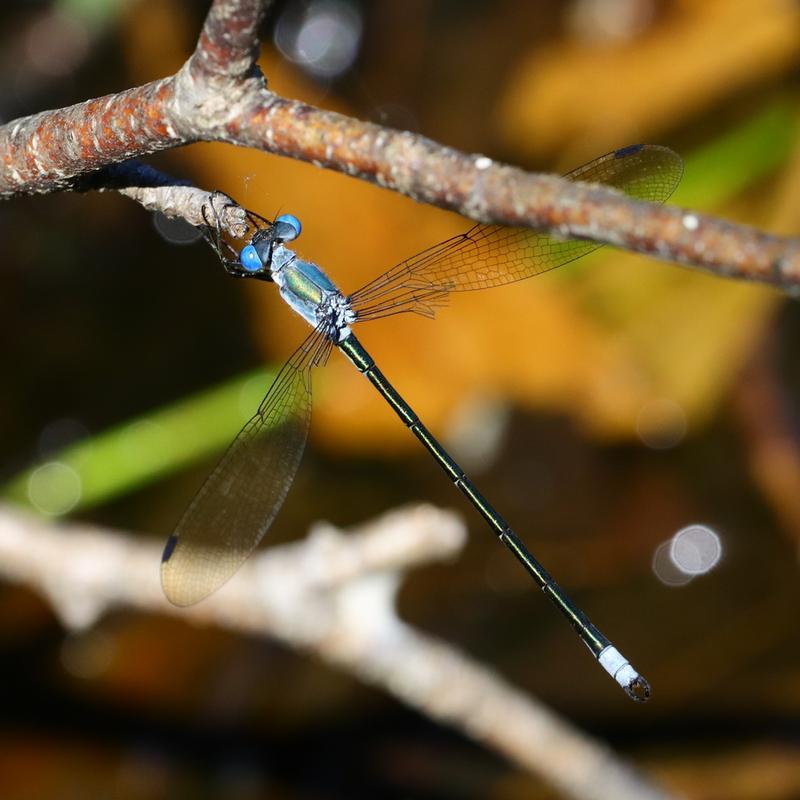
xmin=189 ymin=0 xmax=267 ymax=81
xmin=0 ymin=0 xmax=796 ymax=290
xmin=0 ymin=503 xmax=676 ymax=800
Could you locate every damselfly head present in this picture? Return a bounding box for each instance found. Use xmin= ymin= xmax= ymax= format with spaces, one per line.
xmin=241 ymin=214 xmax=301 ymax=273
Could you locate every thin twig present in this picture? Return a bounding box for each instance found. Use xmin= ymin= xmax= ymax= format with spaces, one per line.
xmin=0 ymin=0 xmax=796 ymax=290
xmin=0 ymin=503 xmax=678 ymax=800
xmin=72 ymin=160 xmax=246 ymax=232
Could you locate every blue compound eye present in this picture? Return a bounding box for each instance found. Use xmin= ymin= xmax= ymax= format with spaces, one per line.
xmin=275 ymin=213 xmax=302 ymax=242
xmin=239 ymin=244 xmax=262 ymax=272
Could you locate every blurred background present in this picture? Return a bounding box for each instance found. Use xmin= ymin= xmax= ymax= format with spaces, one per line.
xmin=1 ymin=0 xmax=799 ymax=797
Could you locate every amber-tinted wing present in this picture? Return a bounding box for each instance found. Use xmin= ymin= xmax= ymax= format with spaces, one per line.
xmin=349 ymin=145 xmax=683 ymax=320
xmin=161 ymin=327 xmax=331 ymax=606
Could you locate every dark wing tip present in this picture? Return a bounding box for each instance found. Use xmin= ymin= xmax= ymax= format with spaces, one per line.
xmin=613 ymin=143 xmax=645 ymax=158
xmin=161 ymin=534 xmax=179 ymax=563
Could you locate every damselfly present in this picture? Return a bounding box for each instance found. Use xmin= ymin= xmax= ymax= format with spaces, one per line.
xmin=162 ymin=144 xmax=683 ymax=701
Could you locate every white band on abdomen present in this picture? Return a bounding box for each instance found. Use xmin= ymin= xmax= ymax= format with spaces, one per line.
xmin=598 ymin=645 xmax=638 ymax=689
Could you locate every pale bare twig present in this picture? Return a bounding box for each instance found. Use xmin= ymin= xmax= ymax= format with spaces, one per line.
xmin=74 ymin=159 xmax=247 ymax=232
xmin=0 ymin=0 xmax=796 ymax=288
xmin=0 ymin=503 xmax=678 ymax=800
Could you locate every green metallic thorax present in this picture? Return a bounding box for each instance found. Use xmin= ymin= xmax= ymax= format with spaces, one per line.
xmin=283 ymin=265 xmax=327 ymax=306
